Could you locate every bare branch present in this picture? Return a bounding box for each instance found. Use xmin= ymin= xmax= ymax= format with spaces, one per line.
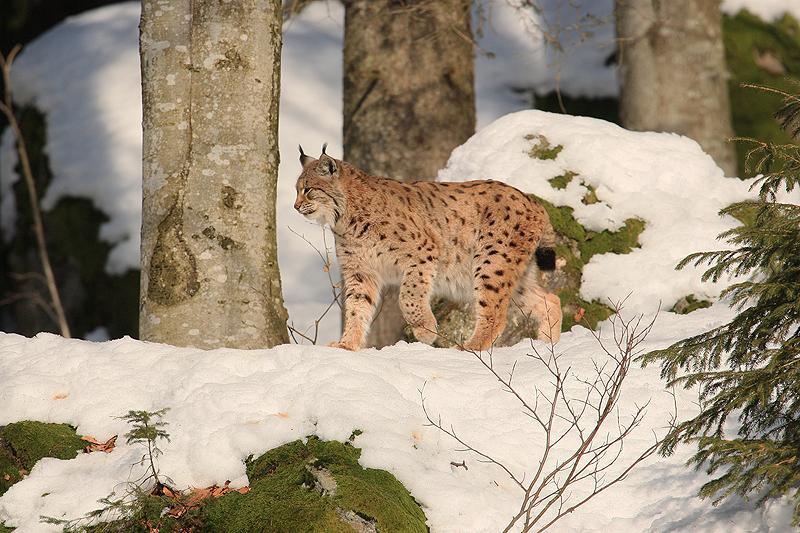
xmin=0 ymin=45 xmax=70 ymax=337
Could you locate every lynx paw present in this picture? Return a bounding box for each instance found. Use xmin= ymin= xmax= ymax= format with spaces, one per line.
xmin=460 ymin=337 xmax=492 ymax=352
xmin=411 ymin=323 xmax=438 ymax=345
xmin=327 ymin=340 xmax=360 ymax=351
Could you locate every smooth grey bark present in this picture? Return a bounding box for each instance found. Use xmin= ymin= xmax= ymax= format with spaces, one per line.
xmin=615 ymin=0 xmax=737 ymax=176
xmin=139 ymin=0 xmax=289 ymax=349
xmin=342 ymin=0 xmax=476 ymax=348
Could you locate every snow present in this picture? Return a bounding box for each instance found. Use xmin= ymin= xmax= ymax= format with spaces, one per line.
xmin=0 ymin=305 xmax=793 ymax=532
xmin=722 ymin=0 xmax=800 ymax=21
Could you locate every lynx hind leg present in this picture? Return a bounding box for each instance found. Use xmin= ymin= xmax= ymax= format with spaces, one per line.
xmin=399 ymin=264 xmax=438 ymax=345
xmin=463 ymin=247 xmax=530 ymax=352
xmin=515 ymin=265 xmax=562 ymax=344
xmin=330 ymin=267 xmax=380 ymax=351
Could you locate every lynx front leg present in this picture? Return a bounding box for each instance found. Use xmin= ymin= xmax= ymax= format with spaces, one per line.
xmin=399 ymin=266 xmax=438 ymax=345
xmin=330 ymin=268 xmax=379 ymax=351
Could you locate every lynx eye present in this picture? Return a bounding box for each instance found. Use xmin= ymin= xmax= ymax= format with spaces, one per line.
xmin=303 ymin=187 xmax=311 ymax=195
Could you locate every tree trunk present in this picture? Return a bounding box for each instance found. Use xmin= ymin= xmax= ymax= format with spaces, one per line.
xmin=342 ymin=0 xmax=476 ymax=348
xmin=139 ymin=0 xmax=289 ymax=349
xmin=615 ymin=0 xmax=737 ymax=176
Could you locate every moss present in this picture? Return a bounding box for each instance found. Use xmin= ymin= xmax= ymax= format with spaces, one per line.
xmin=524 ymin=134 xmax=563 ymax=160
xmin=0 ymin=421 xmax=84 ymax=496
xmin=723 ymin=10 xmax=800 ymax=174
xmin=75 ymin=437 xmax=425 ymax=532
xmin=202 ymin=437 xmax=427 ymax=532
xmin=671 ymin=294 xmax=713 ymax=315
xmin=581 ymin=183 xmax=599 ymax=205
xmin=532 ymin=194 xmax=645 ymax=331
xmin=548 ymin=171 xmax=576 ymax=190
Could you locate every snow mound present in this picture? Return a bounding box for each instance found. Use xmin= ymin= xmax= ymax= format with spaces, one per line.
xmin=438 ymin=110 xmax=756 ymax=312
xmin=0 ymin=305 xmax=793 ymax=531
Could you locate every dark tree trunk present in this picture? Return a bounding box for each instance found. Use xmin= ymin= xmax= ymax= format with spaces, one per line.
xmin=342 ymin=0 xmax=476 ymax=348
xmin=615 ymin=0 xmax=737 ymax=176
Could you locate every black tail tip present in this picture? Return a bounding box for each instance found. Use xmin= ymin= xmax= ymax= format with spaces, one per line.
xmin=535 ymin=247 xmax=556 ymax=271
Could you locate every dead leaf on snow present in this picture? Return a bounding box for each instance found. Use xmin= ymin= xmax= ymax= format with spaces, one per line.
xmin=52 ymin=392 xmax=69 ymax=400
xmin=166 ymin=480 xmax=250 ymax=518
xmin=81 ymin=434 xmax=117 ymax=453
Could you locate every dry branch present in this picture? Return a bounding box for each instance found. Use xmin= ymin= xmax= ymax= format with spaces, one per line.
xmin=422 ymin=303 xmax=674 ymax=531
xmin=0 ymin=44 xmax=71 ymax=337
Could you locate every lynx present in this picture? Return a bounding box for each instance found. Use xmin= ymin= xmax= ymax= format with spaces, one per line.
xmin=293 ymin=145 xmax=563 ymax=352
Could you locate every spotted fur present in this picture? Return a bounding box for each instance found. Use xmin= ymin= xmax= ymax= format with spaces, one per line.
xmin=293 ymin=148 xmax=562 ymax=351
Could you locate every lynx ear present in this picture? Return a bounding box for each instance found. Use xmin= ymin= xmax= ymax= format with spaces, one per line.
xmin=299 ymin=145 xmax=313 ymax=167
xmin=318 ymin=143 xmax=337 ymax=176
xmin=320 ymin=155 xmax=337 ymax=176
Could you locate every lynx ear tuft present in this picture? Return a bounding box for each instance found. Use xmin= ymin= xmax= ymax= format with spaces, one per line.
xmin=321 ymin=142 xmax=328 ymax=156
xmin=299 ymin=145 xmax=313 ymax=167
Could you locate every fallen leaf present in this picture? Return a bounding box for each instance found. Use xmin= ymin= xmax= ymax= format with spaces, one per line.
xmin=82 ymin=434 xmax=117 ymax=454
xmin=52 ymin=393 xmax=68 ymax=400
xmin=3 ymin=474 xmax=10 ymax=481
xmin=164 ymin=481 xmax=250 ymax=518
xmin=274 ymin=412 xmax=289 ymax=419
xmin=573 ymin=307 xmax=586 ymax=322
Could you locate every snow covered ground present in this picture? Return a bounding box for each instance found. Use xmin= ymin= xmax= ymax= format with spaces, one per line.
xmin=1 ymin=0 xmax=800 ymax=531
xmin=0 ymin=305 xmax=794 ymax=532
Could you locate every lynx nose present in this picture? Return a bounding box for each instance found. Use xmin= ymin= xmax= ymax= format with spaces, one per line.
xmin=293 ymin=198 xmax=302 ymax=211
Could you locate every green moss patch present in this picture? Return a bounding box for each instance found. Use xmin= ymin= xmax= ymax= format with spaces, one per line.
xmin=524 ymin=134 xmax=563 ymax=160
xmin=532 ymin=195 xmax=646 ymax=331
xmin=548 ymin=171 xmax=576 ymax=189
xmin=671 ymin=294 xmax=713 ymax=315
xmin=85 ymin=437 xmax=427 ymax=532
xmin=204 ymin=437 xmax=427 ymax=533
xmin=0 ymin=421 xmax=84 ymax=496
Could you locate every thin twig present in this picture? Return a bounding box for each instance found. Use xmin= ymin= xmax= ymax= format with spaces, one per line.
xmin=0 ymin=45 xmax=70 ymax=337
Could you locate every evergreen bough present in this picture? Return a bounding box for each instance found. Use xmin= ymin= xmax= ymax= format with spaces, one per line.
xmin=641 ymin=85 xmax=800 ymax=522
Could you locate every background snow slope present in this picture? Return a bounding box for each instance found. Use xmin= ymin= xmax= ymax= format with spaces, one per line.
xmin=0 ymin=306 xmax=794 ymax=531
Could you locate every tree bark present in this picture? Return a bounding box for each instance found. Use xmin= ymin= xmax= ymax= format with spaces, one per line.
xmin=342 ymin=0 xmax=476 ymax=348
xmin=139 ymin=0 xmax=289 ymax=349
xmin=615 ymin=0 xmax=737 ymax=176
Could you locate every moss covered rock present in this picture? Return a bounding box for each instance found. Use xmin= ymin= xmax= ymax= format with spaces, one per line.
xmin=203 ymin=437 xmax=427 ymax=532
xmin=0 ymin=421 xmax=84 ymax=497
xmin=81 ymin=436 xmax=427 ymax=532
